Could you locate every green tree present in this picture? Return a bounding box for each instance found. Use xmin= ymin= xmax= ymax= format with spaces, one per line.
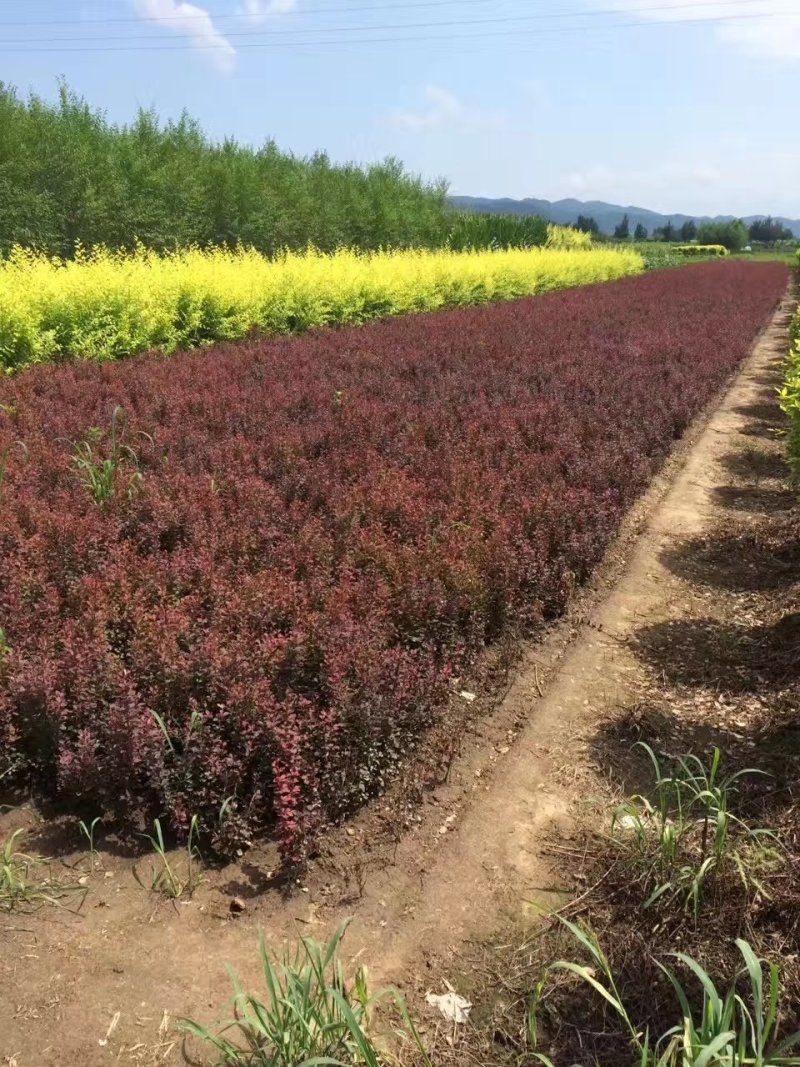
xmin=614 ymin=214 xmax=630 ymax=240
xmin=654 ymin=221 xmax=677 ymax=242
xmin=697 ymin=219 xmax=748 ymax=251
xmin=0 ymin=81 xmax=454 ymax=257
xmin=634 ymin=222 xmax=648 ymax=240
xmin=680 ymin=220 xmax=697 ymax=241
xmin=748 ymin=216 xmax=793 ymax=244
xmin=575 ymin=214 xmax=599 ymax=234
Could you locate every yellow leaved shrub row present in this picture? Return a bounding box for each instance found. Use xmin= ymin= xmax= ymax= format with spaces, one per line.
xmin=0 ymin=243 xmax=643 ymax=372
xmin=544 ymin=223 xmax=593 ymax=250
xmin=673 ymin=244 xmax=729 ymax=257
xmin=779 ymin=299 xmax=800 ymax=470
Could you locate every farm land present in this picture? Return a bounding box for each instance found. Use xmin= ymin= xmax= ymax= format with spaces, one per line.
xmin=0 ymin=240 xmax=637 ymax=373
xmin=2 ymin=256 xmax=799 ymax=1066
xmin=2 ymin=85 xmax=800 ymax=1067
xmin=0 ymin=260 xmax=788 ymax=868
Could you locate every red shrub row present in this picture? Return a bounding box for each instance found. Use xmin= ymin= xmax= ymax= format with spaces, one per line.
xmin=0 ymin=262 xmax=787 ymax=864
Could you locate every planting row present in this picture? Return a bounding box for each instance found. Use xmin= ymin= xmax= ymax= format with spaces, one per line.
xmin=673 ymin=244 xmax=729 ymax=257
xmin=779 ymin=286 xmax=800 ymax=468
xmin=0 ymin=238 xmax=630 ymax=373
xmin=0 ymin=261 xmax=787 ymax=865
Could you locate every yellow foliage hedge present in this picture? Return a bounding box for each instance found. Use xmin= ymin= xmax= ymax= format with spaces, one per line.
xmin=545 ymin=223 xmax=593 ymax=250
xmin=673 ymin=244 xmax=729 ymax=257
xmin=0 ymin=243 xmax=643 ymax=372
xmin=779 ymin=305 xmax=800 ymax=469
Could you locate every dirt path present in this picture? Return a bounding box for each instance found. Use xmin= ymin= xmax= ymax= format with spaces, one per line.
xmin=1 ymin=288 xmax=794 ymax=1067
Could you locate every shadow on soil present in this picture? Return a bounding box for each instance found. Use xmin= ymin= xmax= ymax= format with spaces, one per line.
xmin=733 ymin=399 xmax=786 ymax=423
xmin=709 ymin=484 xmax=797 ymax=514
xmin=574 ymin=375 xmax=800 ymax=1060
xmin=746 ymin=372 xmax=784 ymax=389
xmin=219 ymin=861 xmax=277 ymax=900
xmin=0 ymin=798 xmax=147 ymax=861
xmin=720 ymin=446 xmax=789 ymax=481
xmin=659 ymin=527 xmax=800 ymax=592
xmin=738 ymin=419 xmax=783 ymax=439
xmin=631 ymin=613 xmax=800 ymax=693
xmin=592 ymin=694 xmax=800 ymax=804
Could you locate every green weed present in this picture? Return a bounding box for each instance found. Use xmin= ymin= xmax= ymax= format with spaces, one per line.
xmin=611 ymin=745 xmax=780 ymax=916
xmin=179 ymin=920 xmax=430 ymax=1067
xmin=0 ymin=827 xmax=87 ymax=911
xmin=133 ymin=815 xmax=204 ymax=899
xmin=78 ymin=816 xmax=103 ymax=873
xmin=530 ymin=917 xmax=800 ymax=1066
xmin=71 ymin=405 xmax=150 ymax=507
xmin=148 ymin=707 xmax=203 ymax=757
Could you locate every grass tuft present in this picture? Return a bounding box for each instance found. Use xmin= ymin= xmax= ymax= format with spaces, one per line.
xmin=0 ymin=827 xmax=87 ymax=912
xmin=71 ymin=404 xmax=149 ymax=507
xmin=530 ymin=917 xmax=800 ymax=1067
xmin=179 ymin=920 xmax=430 ymax=1067
xmin=610 ymin=744 xmax=781 ymax=916
xmin=133 ymin=815 xmax=205 ymax=900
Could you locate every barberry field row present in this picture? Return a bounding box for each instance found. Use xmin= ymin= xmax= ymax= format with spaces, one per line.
xmin=0 ymin=261 xmax=787 ymax=865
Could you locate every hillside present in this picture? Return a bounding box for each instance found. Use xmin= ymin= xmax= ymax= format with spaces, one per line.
xmin=449 ymin=195 xmax=800 ymax=237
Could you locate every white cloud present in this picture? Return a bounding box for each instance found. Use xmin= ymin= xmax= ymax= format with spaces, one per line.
xmin=388 ymin=85 xmax=464 ymax=130
xmin=720 ymin=14 xmax=800 ymax=60
xmin=567 ymin=163 xmax=615 ymax=195
xmin=239 ymin=0 xmax=298 ymax=21
xmin=595 ymin=0 xmax=800 ymax=61
xmin=387 ymin=85 xmax=507 ymax=133
xmin=566 ymin=161 xmax=721 ymax=202
xmin=133 ymin=0 xmax=236 ymax=72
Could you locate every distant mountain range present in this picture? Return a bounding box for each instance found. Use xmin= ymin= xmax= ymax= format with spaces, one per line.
xmin=448 ymin=196 xmax=800 ymax=238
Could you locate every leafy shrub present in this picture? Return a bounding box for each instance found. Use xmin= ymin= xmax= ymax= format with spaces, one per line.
xmin=0 ymin=244 xmax=641 ymax=373
xmin=674 ymin=244 xmax=730 ymax=257
xmin=442 ymin=215 xmax=591 ymax=252
xmin=545 ymin=223 xmax=593 ymax=250
xmin=696 ymin=219 xmax=749 ymax=251
xmin=444 ymin=211 xmax=550 ymax=251
xmin=0 ymin=262 xmax=787 ymax=865
xmin=629 ymin=243 xmax=684 ymax=270
xmin=779 ymin=306 xmax=800 ymax=471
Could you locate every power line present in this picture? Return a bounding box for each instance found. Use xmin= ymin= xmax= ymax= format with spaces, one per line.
xmin=0 ymin=0 xmax=775 ymax=26
xmin=2 ymin=0 xmax=488 ymax=25
xmin=0 ymin=1 xmax=782 ymax=44
xmin=0 ymin=8 xmax=794 ymax=52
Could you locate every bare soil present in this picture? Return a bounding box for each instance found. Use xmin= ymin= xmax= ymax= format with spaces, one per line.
xmin=1 ymin=287 xmax=796 ymax=1067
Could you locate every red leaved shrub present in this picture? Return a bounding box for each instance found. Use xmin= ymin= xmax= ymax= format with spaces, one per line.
xmin=0 ymin=262 xmax=788 ymax=864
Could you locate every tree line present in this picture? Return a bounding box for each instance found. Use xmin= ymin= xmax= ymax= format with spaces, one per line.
xmin=604 ymin=213 xmax=795 ymax=249
xmin=0 ymin=82 xmax=455 ymax=258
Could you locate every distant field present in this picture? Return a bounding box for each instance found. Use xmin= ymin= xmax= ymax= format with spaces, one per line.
xmin=616 ymin=242 xmax=797 ymax=268
xmin=730 ymin=250 xmax=797 ymax=263
xmin=0 ymin=242 xmax=640 ymax=373
xmin=0 ymin=261 xmax=787 ymax=865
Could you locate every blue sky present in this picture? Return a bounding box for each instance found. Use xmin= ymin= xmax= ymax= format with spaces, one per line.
xmin=1 ymin=0 xmax=798 ymax=216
